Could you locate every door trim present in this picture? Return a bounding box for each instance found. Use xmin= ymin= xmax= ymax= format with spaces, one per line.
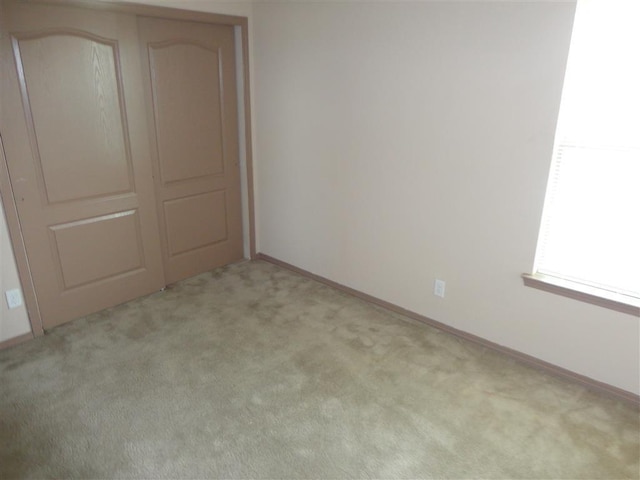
xmin=0 ymin=0 xmax=256 ymax=336
xmin=0 ymin=133 xmax=44 ymax=335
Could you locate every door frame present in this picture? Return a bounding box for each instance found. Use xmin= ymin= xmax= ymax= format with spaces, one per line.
xmin=0 ymin=0 xmax=256 ymax=336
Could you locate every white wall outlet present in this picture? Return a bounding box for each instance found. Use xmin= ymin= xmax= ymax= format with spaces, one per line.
xmin=5 ymin=289 xmax=23 ymax=309
xmin=434 ymin=279 xmax=446 ymax=298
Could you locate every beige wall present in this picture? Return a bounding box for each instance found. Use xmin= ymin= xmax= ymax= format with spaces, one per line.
xmin=252 ymin=1 xmax=640 ymax=395
xmin=107 ymin=0 xmax=253 ymax=17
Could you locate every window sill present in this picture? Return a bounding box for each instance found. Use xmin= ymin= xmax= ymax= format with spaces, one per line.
xmin=522 ymin=273 xmax=640 ymax=317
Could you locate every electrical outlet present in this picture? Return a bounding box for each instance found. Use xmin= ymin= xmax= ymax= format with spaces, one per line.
xmin=5 ymin=289 xmax=23 ymax=309
xmin=434 ymin=279 xmax=446 ymax=298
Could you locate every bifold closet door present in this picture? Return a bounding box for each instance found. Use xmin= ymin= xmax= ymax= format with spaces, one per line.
xmin=138 ymin=17 xmax=243 ymax=284
xmin=0 ymin=2 xmax=165 ymax=328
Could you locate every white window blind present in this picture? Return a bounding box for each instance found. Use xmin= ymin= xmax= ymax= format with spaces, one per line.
xmin=534 ymin=0 xmax=640 ymax=300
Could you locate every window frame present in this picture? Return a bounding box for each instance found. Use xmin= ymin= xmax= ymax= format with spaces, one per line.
xmin=522 ymin=273 xmax=640 ymax=317
xmin=524 ymin=0 xmax=639 ymax=317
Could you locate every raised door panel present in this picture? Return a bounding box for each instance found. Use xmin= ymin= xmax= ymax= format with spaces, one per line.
xmin=50 ymin=210 xmax=145 ymax=289
xmin=151 ymin=43 xmax=225 ymax=183
xmin=163 ymin=191 xmax=228 ymax=256
xmin=139 ymin=17 xmax=243 ymax=284
xmin=15 ymin=33 xmax=133 ymax=203
xmin=0 ymin=2 xmax=164 ymax=329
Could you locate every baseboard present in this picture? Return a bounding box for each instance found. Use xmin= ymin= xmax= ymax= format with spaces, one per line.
xmin=255 ymin=253 xmax=640 ymax=406
xmin=0 ymin=332 xmax=33 ymax=351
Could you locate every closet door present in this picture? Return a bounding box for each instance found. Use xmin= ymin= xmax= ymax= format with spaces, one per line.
xmin=0 ymin=2 xmax=164 ymax=328
xmin=138 ymin=17 xmax=243 ymax=284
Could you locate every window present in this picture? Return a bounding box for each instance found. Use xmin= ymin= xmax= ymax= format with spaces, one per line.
xmin=524 ymin=0 xmax=640 ymax=315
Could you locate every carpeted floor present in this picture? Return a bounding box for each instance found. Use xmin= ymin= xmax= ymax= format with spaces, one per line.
xmin=0 ymin=260 xmax=638 ymax=479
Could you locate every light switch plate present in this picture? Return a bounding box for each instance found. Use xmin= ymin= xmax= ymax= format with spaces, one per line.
xmin=5 ymin=289 xmax=23 ymax=309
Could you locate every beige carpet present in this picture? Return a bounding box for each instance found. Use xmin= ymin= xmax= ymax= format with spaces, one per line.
xmin=0 ymin=260 xmax=638 ymax=479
